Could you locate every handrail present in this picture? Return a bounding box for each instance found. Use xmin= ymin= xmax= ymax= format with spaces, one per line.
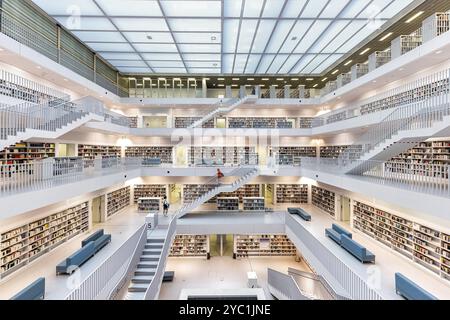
xmin=267 ymin=268 xmax=307 ymax=300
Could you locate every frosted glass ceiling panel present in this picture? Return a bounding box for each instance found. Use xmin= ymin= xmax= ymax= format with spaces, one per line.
xmin=338 ymin=24 xmax=374 ymax=52
xmin=266 ymin=20 xmax=295 ymax=53
xmin=112 ymin=18 xmax=169 ymax=31
xmin=237 ymin=20 xmax=258 ymax=53
xmin=262 ymin=0 xmax=286 ymax=18
xmin=88 ymin=42 xmax=134 ymax=52
xmin=233 ymin=54 xmax=248 ymax=73
xmin=133 ymin=43 xmax=178 ymax=52
xmin=256 ymin=55 xmax=275 ymax=73
xmin=278 ymin=55 xmax=302 ymax=74
xmin=377 ymin=0 xmax=414 ymax=19
xmin=267 ymin=55 xmax=288 ymax=74
xmin=301 ymin=54 xmax=331 ymax=73
xmin=251 ymin=19 xmax=277 ymax=53
xmin=222 ymin=54 xmax=234 ymax=73
xmin=73 ymin=31 xmax=126 ymax=42
xmin=223 ymin=19 xmax=240 ymax=53
xmin=142 ymin=53 xmax=181 ymax=60
xmin=32 ymin=0 xmax=102 ymax=15
xmin=100 ymin=53 xmax=141 ymax=60
xmin=189 ymin=68 xmax=221 ymax=74
xmin=174 ymin=33 xmax=221 ymax=44
xmin=224 ymin=0 xmax=243 ymax=17
xmin=358 ymin=0 xmax=392 ymax=19
xmin=178 ymin=44 xmax=221 ymax=53
xmin=96 ymin=0 xmax=162 ymax=16
xmin=340 ymin=0 xmax=371 ymax=18
xmin=243 ymin=0 xmax=265 ymax=17
xmin=322 ymin=20 xmax=366 ymax=53
xmin=290 ymin=54 xmax=315 ymax=73
xmin=55 ymin=17 xmax=115 ymax=30
xmin=279 ymin=20 xmax=314 ymax=53
xmin=168 ymin=19 xmax=221 ymax=32
xmin=152 ymin=68 xmax=187 ymax=73
xmin=162 ymin=1 xmax=221 ymax=17
xmin=300 ymin=0 xmax=329 ymax=18
xmin=183 ymin=54 xmax=221 ymax=61
xmin=281 ymin=0 xmax=308 ymax=18
xmin=320 ymin=0 xmax=351 ymax=18
xmin=186 ymin=61 xmax=220 ymax=68
xmin=123 ymin=32 xmax=173 ymax=43
xmin=118 ymin=67 xmax=152 ymax=73
xmin=245 ymin=54 xmax=262 ymax=74
xmin=312 ymin=53 xmax=344 ymax=73
xmin=309 ymin=20 xmax=350 ymax=53
xmin=294 ymin=20 xmax=331 ymax=53
xmin=110 ymin=60 xmax=147 ymax=67
xmin=150 ymin=61 xmax=185 ymax=68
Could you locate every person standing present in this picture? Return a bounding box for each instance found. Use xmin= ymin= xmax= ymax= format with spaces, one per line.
xmin=163 ymin=196 xmax=170 ymax=217
xmin=217 ymin=168 xmax=224 ymax=185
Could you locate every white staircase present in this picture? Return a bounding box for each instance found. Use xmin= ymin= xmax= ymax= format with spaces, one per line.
xmin=188 ymin=96 xmax=252 ymax=128
xmin=339 ymin=96 xmax=450 ymax=175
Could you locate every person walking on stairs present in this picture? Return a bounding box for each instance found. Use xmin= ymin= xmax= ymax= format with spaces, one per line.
xmin=163 ymin=196 xmax=170 ymax=217
xmin=217 ymin=168 xmax=224 ymax=186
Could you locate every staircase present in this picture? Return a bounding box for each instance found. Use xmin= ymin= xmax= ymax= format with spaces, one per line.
xmin=188 ymin=96 xmax=252 ymax=128
xmin=338 ymin=95 xmax=450 ymax=175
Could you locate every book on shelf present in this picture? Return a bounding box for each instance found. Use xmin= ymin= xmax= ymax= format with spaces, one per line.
xmin=137 ymin=197 xmax=161 ymax=212
xmin=233 ymin=234 xmax=296 ymax=258
xmin=242 ymin=197 xmax=265 ymax=211
xmin=311 ymin=186 xmax=335 ymax=217
xmin=276 ymin=184 xmax=308 ymax=204
xmin=169 ymin=235 xmax=209 ymax=258
xmin=217 ymin=197 xmax=239 ymax=211
xmin=107 ymin=186 xmax=131 ymax=217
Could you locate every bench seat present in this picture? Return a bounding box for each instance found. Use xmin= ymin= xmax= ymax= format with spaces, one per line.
xmin=10 ymin=278 xmax=45 ymax=300
xmin=341 ymin=235 xmax=375 ymax=263
xmin=56 ymin=242 xmax=96 ymax=275
xmin=395 ymin=273 xmax=438 ymax=300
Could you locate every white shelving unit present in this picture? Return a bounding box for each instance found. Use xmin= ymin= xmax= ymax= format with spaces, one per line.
xmin=275 ymin=184 xmax=308 ymax=204
xmin=311 ymin=186 xmax=336 ymax=217
xmin=106 ymin=186 xmax=131 ymax=218
xmin=174 ymin=117 xmax=214 ymax=128
xmin=77 ymin=144 xmax=121 ymax=160
xmin=217 ymin=197 xmax=239 ymax=211
xmin=133 ymin=184 xmax=167 ymax=203
xmin=125 ymin=146 xmax=173 ymax=164
xmin=270 ymin=146 xmax=317 ymax=166
xmin=242 ymin=197 xmax=265 ymax=211
xmin=1 ymin=202 xmax=89 ymax=279
xmin=183 ymin=184 xmax=217 ymax=204
xmin=137 ymin=197 xmax=161 ymax=213
xmin=233 ymin=234 xmax=297 ymax=258
xmin=169 ymin=235 xmax=210 ymax=258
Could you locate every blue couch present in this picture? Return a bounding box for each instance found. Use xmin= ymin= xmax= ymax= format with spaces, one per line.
xmin=287 ymin=208 xmax=311 ymax=221
xmin=10 ymin=277 xmax=45 ymax=300
xmin=325 ymin=223 xmax=352 ymax=244
xmin=82 ymin=229 xmax=111 ymax=253
xmin=56 ymin=242 xmax=96 ymax=275
xmin=395 ymin=273 xmax=438 ymax=300
xmin=340 ymin=235 xmax=375 ymax=263
xmin=142 ymin=158 xmax=161 ymax=166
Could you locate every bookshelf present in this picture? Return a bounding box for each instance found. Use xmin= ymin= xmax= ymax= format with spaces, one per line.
xmin=270 ymin=146 xmax=317 ymax=166
xmin=128 ymin=117 xmax=138 ymax=128
xmin=228 ymin=117 xmax=294 ymax=129
xmin=169 ymin=235 xmax=209 ymax=258
xmin=77 ymin=144 xmax=121 ymax=160
xmin=188 ymin=146 xmax=257 ymax=166
xmin=298 ymin=117 xmax=314 ymax=129
xmin=311 ymin=186 xmax=336 ymax=217
xmin=125 ymin=146 xmax=173 ymax=163
xmin=137 ymin=197 xmax=161 ymax=213
xmin=243 ymin=197 xmax=265 ymax=211
xmin=218 ymin=184 xmax=261 ymax=203
xmin=0 ymin=142 xmax=55 ymax=165
xmin=233 ymin=234 xmax=297 ymax=258
xmin=319 ymin=145 xmax=363 ymax=159
xmin=276 ymin=184 xmax=308 ymax=204
xmin=1 ymin=202 xmax=89 ymax=278
xmin=106 ymin=186 xmax=131 ymax=218
xmin=133 ymin=184 xmax=167 ymax=203
xmin=183 ymin=184 xmax=217 ymax=204
xmin=174 ymin=117 xmax=215 ymax=128
xmin=217 ymin=197 xmax=239 ymax=211
xmin=353 ymin=201 xmax=450 ymax=282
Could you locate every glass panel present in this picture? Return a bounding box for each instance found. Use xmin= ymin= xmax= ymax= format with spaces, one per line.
xmin=256 ymin=54 xmax=275 ymax=73
xmin=223 ymin=19 xmax=240 ymax=53
xmin=243 ymin=0 xmax=264 ymax=17
xmin=224 ymin=0 xmax=243 ymax=17
xmin=281 ymin=0 xmax=308 ymax=18
xmin=252 ymin=19 xmax=277 ymax=53
xmin=279 ymin=20 xmax=314 ymax=53
xmin=267 ymin=54 xmax=289 ymax=73
xmin=55 ymin=16 xmax=115 ymax=30
xmin=133 ymin=43 xmax=178 ymax=52
xmin=322 ymin=20 xmax=366 ymax=53
xmin=152 ymin=67 xmax=187 ymax=73
xmin=168 ymin=19 xmax=221 ymax=32
xmin=262 ymin=0 xmax=286 ymax=17
xmin=233 ymin=54 xmax=248 ymax=73
xmin=117 ymin=67 xmax=152 ymax=73
xmin=377 ymin=0 xmax=414 ymax=19
xmin=112 ymin=18 xmax=169 ymax=31
xmin=189 ymin=68 xmax=221 ymax=74
xmin=300 ymin=0 xmax=329 ymax=18
xmin=358 ymin=0 xmax=392 ymax=19
xmin=320 ymin=0 xmax=351 ymax=18
xmin=73 ymin=31 xmax=126 ymax=42
xmin=179 ymin=44 xmax=221 ymax=53
xmin=150 ymin=61 xmax=185 ymax=68
xmin=185 ymin=61 xmax=220 ymax=68
xmin=183 ymin=53 xmax=221 ymax=61
xmin=290 ymin=54 xmax=315 ymax=73
xmin=278 ymin=54 xmax=302 ymax=74
xmin=222 ymin=54 xmax=234 ymax=73
xmin=340 ymin=0 xmax=371 ymax=18
xmin=161 ymin=1 xmax=221 ymax=17
xmin=101 ymin=52 xmax=141 ymax=60
xmin=32 ymin=0 xmax=103 ymax=15
xmin=96 ymin=0 xmax=162 ymax=16
xmin=244 ymin=54 xmax=262 ymax=74
xmin=309 ymin=20 xmax=350 ymax=53
xmin=237 ymin=20 xmax=258 ymax=53
xmin=293 ymin=20 xmax=331 ymax=53
xmin=266 ymin=20 xmax=295 ymax=53
xmin=123 ymin=32 xmax=174 ymax=43
xmin=142 ymin=53 xmax=182 ymax=60
xmin=312 ymin=53 xmax=344 ymax=73
xmin=109 ymin=60 xmax=147 ymax=67
xmin=174 ymin=33 xmax=221 ymax=44
xmin=88 ymin=42 xmax=134 ymax=52
xmin=301 ymin=54 xmax=331 ymax=73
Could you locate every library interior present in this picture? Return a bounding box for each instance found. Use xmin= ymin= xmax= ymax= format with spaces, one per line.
xmin=0 ymin=0 xmax=450 ymax=302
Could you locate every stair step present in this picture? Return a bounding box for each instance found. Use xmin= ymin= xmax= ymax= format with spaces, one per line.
xmin=145 ymin=244 xmax=163 ymax=249
xmin=140 ymin=255 xmax=160 ymax=262
xmin=124 ymin=291 xmax=145 ymax=300
xmin=147 ymin=238 xmax=165 ymax=243
xmin=142 ymin=250 xmax=162 ymax=255
xmin=137 ymin=262 xmax=159 ymax=269
xmin=135 ymin=268 xmax=156 ymax=276
xmin=128 ymin=283 xmax=148 ymax=292
xmin=131 ymin=275 xmax=154 ymax=284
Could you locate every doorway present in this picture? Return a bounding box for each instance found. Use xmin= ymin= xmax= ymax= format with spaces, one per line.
xmin=210 ymin=234 xmax=234 ymax=257
xmin=340 ymin=196 xmax=351 ymax=223
xmin=92 ymin=195 xmax=105 ymax=224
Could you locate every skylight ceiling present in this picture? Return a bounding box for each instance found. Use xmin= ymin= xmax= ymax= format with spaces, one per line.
xmin=32 ymin=0 xmax=415 ymax=75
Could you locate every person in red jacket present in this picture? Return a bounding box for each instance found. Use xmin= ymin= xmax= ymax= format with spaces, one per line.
xmin=217 ymin=168 xmax=224 ymax=185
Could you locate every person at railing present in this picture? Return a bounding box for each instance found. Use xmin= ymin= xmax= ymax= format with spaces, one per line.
xmin=162 ymin=196 xmax=170 ymax=217
xmin=217 ymin=168 xmax=224 ymax=185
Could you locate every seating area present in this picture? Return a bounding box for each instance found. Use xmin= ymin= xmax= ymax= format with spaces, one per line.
xmin=395 ymin=273 xmax=438 ymax=300
xmin=56 ymin=229 xmax=111 ymax=275
xmin=9 ymin=278 xmax=45 ymax=300
xmin=287 ymin=208 xmax=311 ymax=221
xmin=163 ymin=271 xmax=175 ymax=282
xmin=142 ymin=158 xmax=161 ymax=166
xmin=325 ymin=224 xmax=375 ymax=263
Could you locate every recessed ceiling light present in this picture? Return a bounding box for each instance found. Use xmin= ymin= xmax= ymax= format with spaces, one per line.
xmin=262 ymin=78 xmax=269 ymax=81
xmin=218 ymin=84 xmax=224 ymax=87
xmin=306 ymin=78 xmax=314 ymax=81
xmin=321 ymin=77 xmax=328 ymax=82
xmin=436 ymin=50 xmax=443 ymax=54
xmin=313 ymin=84 xmax=318 ymax=88
xmin=360 ymin=48 xmax=371 ymax=55
xmin=276 ymin=78 xmax=284 ymax=81
xmin=344 ymin=60 xmax=352 ymax=66
xmin=36 ymin=65 xmax=41 ymax=69
xmin=146 ymin=34 xmax=153 ymax=40
xmin=232 ymin=84 xmax=238 ymax=87
xmin=291 ymin=78 xmax=299 ymax=81
xmin=331 ymin=70 xmax=339 ymax=75
xmin=291 ymin=36 xmax=298 ymax=41
xmin=211 ymin=36 xmax=217 ymax=41
xmin=203 ymin=78 xmax=210 ymax=80
xmin=158 ymin=77 xmax=166 ymax=80
xmin=379 ymin=32 xmax=393 ymax=41
xmin=406 ymin=11 xmax=424 ymax=23
xmin=399 ymin=68 xmax=404 ymax=71
xmin=232 ymin=78 xmax=240 ymax=81
xmin=218 ymin=78 xmax=225 ymax=81
xmin=247 ymin=78 xmax=254 ymax=81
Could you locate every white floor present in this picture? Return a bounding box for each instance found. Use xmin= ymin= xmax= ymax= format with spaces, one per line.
xmin=0 ymin=205 xmax=146 ymax=300
xmin=159 ymin=256 xmax=310 ymax=300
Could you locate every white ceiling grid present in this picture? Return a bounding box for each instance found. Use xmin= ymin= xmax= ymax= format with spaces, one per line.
xmin=32 ymin=0 xmax=415 ymax=74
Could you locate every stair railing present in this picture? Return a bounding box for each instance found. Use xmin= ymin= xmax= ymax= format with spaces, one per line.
xmin=188 ymin=97 xmax=243 ymax=128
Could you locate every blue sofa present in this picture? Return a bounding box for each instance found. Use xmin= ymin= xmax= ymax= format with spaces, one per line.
xmin=10 ymin=277 xmax=45 ymax=300
xmin=325 ymin=223 xmax=352 ymax=244
xmin=287 ymin=208 xmax=311 ymax=221
xmin=395 ymin=273 xmax=438 ymax=300
xmin=142 ymin=158 xmax=161 ymax=166
xmin=340 ymin=235 xmax=375 ymax=263
xmin=56 ymin=242 xmax=96 ymax=275
xmin=82 ymin=229 xmax=111 ymax=253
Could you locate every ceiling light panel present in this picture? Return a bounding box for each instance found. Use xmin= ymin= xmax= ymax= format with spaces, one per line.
xmin=189 ymin=68 xmax=221 ymax=74
xmin=320 ymin=0 xmax=352 ymax=18
xmin=100 ymin=52 xmax=141 ymax=60
xmin=161 ymin=1 xmax=221 ymax=17
xmin=266 ymin=20 xmax=296 ymax=53
xmin=224 ymin=0 xmax=243 ymax=17
xmin=290 ymin=54 xmax=316 ymax=73
xmin=256 ymin=54 xmax=275 ymax=73
xmin=109 ymin=60 xmax=148 ymax=67
xmin=322 ymin=20 xmax=366 ymax=53
xmin=262 ymin=0 xmax=286 ymax=18
xmin=152 ymin=67 xmax=187 ymax=73
xmin=281 ymin=0 xmax=309 ymax=18
xmin=277 ymin=55 xmax=302 ymax=74
xmin=244 ymin=54 xmax=262 ymax=74
xmin=118 ymin=67 xmax=152 ymax=73
xmin=32 ymin=0 xmax=103 ymax=15
xmin=294 ymin=20 xmax=331 ymax=53
xmin=251 ymin=20 xmax=277 ymax=53
xmin=377 ymin=0 xmax=415 ymax=19
xmin=301 ymin=54 xmax=332 ymax=73
xmin=312 ymin=54 xmax=344 ymax=73
xmin=123 ymin=32 xmax=174 ymax=43
xmin=183 ymin=53 xmax=221 ymax=61
xmin=280 ymin=20 xmax=314 ymax=53
xmin=96 ymin=0 xmax=163 ymax=16
xmin=179 ymin=44 xmax=221 ymax=53
xmin=185 ymin=61 xmax=221 ymax=68
xmin=223 ymin=19 xmax=240 ymax=53
xmin=300 ymin=0 xmax=329 ymax=18
xmin=73 ymin=31 xmax=126 ymax=42
xmin=243 ymin=0 xmax=264 ymax=17
xmin=133 ymin=43 xmax=178 ymax=52
xmin=237 ymin=20 xmax=258 ymax=53
xmin=309 ymin=20 xmax=350 ymax=53
xmin=358 ymin=0 xmax=392 ymax=19
xmin=233 ymin=54 xmax=248 ymax=73
xmin=89 ymin=42 xmax=134 ymax=52
xmin=173 ymin=33 xmax=221 ymax=44
xmin=149 ymin=61 xmax=185 ymax=68
xmin=267 ymin=54 xmax=289 ymax=74
xmin=142 ymin=53 xmax=181 ymax=60
xmin=168 ymin=19 xmax=221 ymax=32
xmin=55 ymin=16 xmax=115 ymax=30
xmin=222 ymin=54 xmax=234 ymax=73
xmin=339 ymin=0 xmax=371 ymax=18
xmin=112 ymin=18 xmax=169 ymax=31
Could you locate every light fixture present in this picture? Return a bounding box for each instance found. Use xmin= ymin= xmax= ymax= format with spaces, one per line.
xmin=331 ymin=70 xmax=339 ymax=75
xmin=359 ymin=48 xmax=371 ymax=55
xmin=344 ymin=60 xmax=352 ymax=66
xmin=211 ymin=36 xmax=217 ymax=41
xmin=291 ymin=36 xmax=298 ymax=41
xmin=232 ymin=78 xmax=240 ymax=81
xmin=218 ymin=78 xmax=225 ymax=81
xmin=158 ymin=77 xmax=166 ymax=80
xmin=232 ymin=84 xmax=238 ymax=87
xmin=321 ymin=77 xmax=328 ymax=82
xmin=379 ymin=32 xmax=393 ymax=41
xmin=218 ymin=84 xmax=224 ymax=87
xmin=291 ymin=78 xmax=299 ymax=81
xmin=146 ymin=34 xmax=153 ymax=40
xmin=306 ymin=78 xmax=314 ymax=81
xmin=436 ymin=50 xmax=443 ymax=54
xmin=276 ymin=78 xmax=284 ymax=81
xmin=406 ymin=11 xmax=424 ymax=23
xmin=63 ymin=78 xmax=68 ymax=82
xmin=247 ymin=78 xmax=254 ymax=81
xmin=36 ymin=65 xmax=41 ymax=69
xmin=313 ymin=84 xmax=318 ymax=88
xmin=203 ymin=78 xmax=210 ymax=80
xmin=173 ymin=78 xmax=181 ymax=81
xmin=262 ymin=78 xmax=269 ymax=81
